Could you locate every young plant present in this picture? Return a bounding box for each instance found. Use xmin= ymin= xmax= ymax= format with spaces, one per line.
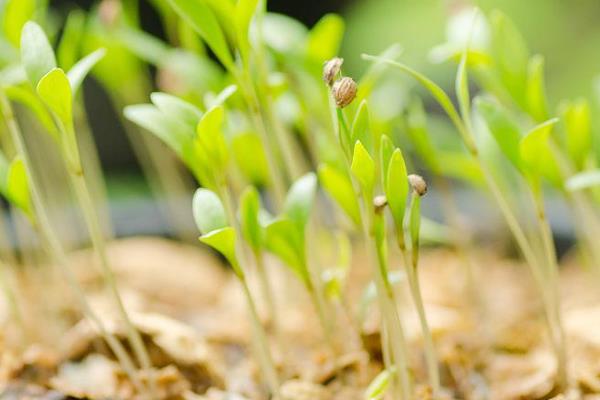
xmin=193 ymin=188 xmax=280 ymax=398
xmin=14 ymin=21 xmax=156 ymax=392
xmin=263 ymin=173 xmax=336 ymax=354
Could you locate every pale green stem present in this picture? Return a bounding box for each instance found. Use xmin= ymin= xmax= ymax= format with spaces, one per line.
xmin=69 ymin=171 xmax=156 ymax=392
xmin=0 ymin=92 xmax=148 ymax=396
xmin=218 ymin=184 xmax=281 ymax=399
xmin=254 ymin=250 xmax=281 ymax=342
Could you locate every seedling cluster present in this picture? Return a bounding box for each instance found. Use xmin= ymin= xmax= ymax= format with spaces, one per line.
xmin=0 ymin=1 xmax=599 ymax=399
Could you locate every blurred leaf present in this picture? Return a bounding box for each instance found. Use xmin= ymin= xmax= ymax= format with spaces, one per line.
xmin=151 ymin=92 xmax=202 ymax=129
xmin=205 ymin=84 xmax=237 ymax=109
xmin=519 ymin=118 xmax=560 ymax=190
xmin=192 ymin=188 xmax=228 ymax=234
xmin=166 ymin=0 xmax=233 ymax=69
xmin=437 ymin=151 xmax=483 ymax=185
xmin=200 ymin=227 xmax=242 ymax=277
xmin=20 ymin=21 xmax=57 ymax=86
xmin=490 ymin=10 xmax=530 ymax=107
xmin=456 ymin=45 xmax=471 ymax=126
xmin=262 ymin=13 xmax=307 ymax=54
xmin=3 ymin=0 xmax=35 ymax=48
xmin=385 ymin=149 xmax=408 ymax=230
xmin=235 ymin=0 xmax=258 ymax=62
xmin=117 ymin=26 xmax=171 ymax=66
xmin=475 ymin=97 xmax=522 ymax=170
xmin=306 ymin=13 xmax=344 ymax=63
xmin=318 ymin=163 xmax=361 ymax=226
xmin=526 ymin=54 xmax=548 ymax=122
xmin=67 ymin=48 xmax=106 ymax=95
xmin=365 ymin=368 xmax=393 ymax=400
xmin=195 ymin=105 xmax=228 ymax=170
xmin=379 ymin=135 xmax=394 ymax=187
xmin=351 ymin=100 xmax=373 ymax=155
xmin=239 ymin=186 xmax=263 ymax=251
xmin=36 ymin=68 xmax=72 ymax=131
xmin=351 ymin=140 xmax=375 ymax=194
xmin=231 ymin=132 xmax=269 ymax=186
xmin=6 ymin=157 xmax=31 ymax=218
xmin=284 ymin=172 xmax=317 ymax=229
xmin=406 ymin=98 xmax=440 ymax=172
xmin=264 ymin=218 xmax=308 ymax=285
xmin=57 ymin=9 xmax=86 ymax=70
xmin=561 ymin=98 xmax=591 ymax=170
xmin=5 ymin=86 xmax=59 ymax=140
xmin=566 ymin=170 xmax=600 ymax=191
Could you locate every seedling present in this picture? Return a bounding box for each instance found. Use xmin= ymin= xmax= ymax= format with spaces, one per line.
xmin=193 ymin=188 xmax=280 ymax=398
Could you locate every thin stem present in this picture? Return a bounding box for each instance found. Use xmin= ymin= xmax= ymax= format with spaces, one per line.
xmin=0 ymin=92 xmax=148 ymax=396
xmin=218 ymin=183 xmax=280 ymax=399
xmin=69 ymin=171 xmax=155 ymax=391
xmin=254 ymin=250 xmax=281 ymax=341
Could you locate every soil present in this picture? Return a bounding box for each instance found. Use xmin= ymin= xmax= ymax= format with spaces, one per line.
xmin=1 ymin=237 xmax=599 ymax=399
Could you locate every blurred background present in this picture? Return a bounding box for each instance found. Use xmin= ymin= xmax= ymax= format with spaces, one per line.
xmin=43 ymin=0 xmax=600 ymax=248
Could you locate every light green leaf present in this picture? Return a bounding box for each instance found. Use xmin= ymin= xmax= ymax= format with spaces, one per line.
xmin=456 ymin=45 xmax=471 ymax=126
xmin=200 ymin=227 xmax=242 ymax=278
xmin=261 ymin=13 xmax=307 ymax=54
xmin=116 ymin=26 xmax=171 ymax=66
xmin=379 ymin=135 xmax=394 ymax=187
xmin=264 ymin=218 xmax=308 ymax=285
xmin=519 ymin=118 xmax=560 ymax=189
xmin=68 ymin=48 xmax=107 ymax=95
xmin=306 ymin=14 xmax=344 ymax=63
xmin=526 ymin=55 xmax=548 ymax=122
xmin=231 ymin=132 xmax=269 ymax=186
xmin=385 ymin=149 xmax=408 ymax=229
xmin=6 ymin=157 xmax=31 ymax=218
xmin=406 ymin=98 xmax=440 ymax=173
xmin=5 ymin=85 xmax=60 ymax=141
xmin=365 ymin=368 xmax=393 ymax=400
xmin=57 ymin=9 xmax=86 ymax=70
xmin=318 ymin=163 xmax=361 ymax=227
xmin=475 ymin=97 xmax=522 ymax=170
xmin=561 ymin=98 xmax=591 ymax=170
xmin=490 ymin=10 xmax=530 ymax=107
xmin=195 ymin=105 xmax=228 ymax=170
xmin=284 ymin=172 xmax=317 ymax=229
xmin=150 ymin=92 xmax=202 ymax=129
xmin=566 ymin=170 xmax=600 ymax=192
xmin=436 ymin=151 xmax=483 ymax=185
xmin=239 ymin=186 xmax=263 ymax=251
xmin=351 ymin=141 xmax=375 ymax=194
xmin=4 ymin=0 xmax=35 ymax=48
xmin=205 ymin=84 xmax=237 ymax=109
xmin=20 ymin=21 xmax=57 ymax=86
xmin=192 ymin=188 xmax=228 ymax=234
xmin=351 ymin=100 xmax=372 ymax=155
xmin=36 ymin=68 xmax=72 ymax=131
xmin=235 ymin=0 xmax=259 ymax=62
xmin=165 ymin=0 xmax=233 ymax=69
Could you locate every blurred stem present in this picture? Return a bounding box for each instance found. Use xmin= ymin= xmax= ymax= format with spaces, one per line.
xmin=69 ymin=166 xmax=156 ymax=393
xmin=218 ymin=183 xmax=281 ymax=399
xmin=0 ymin=92 xmax=148 ymax=396
xmin=254 ymin=250 xmax=281 ymax=343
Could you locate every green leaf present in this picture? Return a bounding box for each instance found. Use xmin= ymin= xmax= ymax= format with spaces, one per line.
xmin=566 ymin=170 xmax=600 ymax=191
xmin=36 ymin=68 xmax=73 ymax=131
xmin=490 ymin=10 xmax=530 ymax=107
xmin=306 ymin=13 xmax=344 ymax=63
xmin=456 ymin=45 xmax=471 ymax=126
xmin=561 ymin=98 xmax=591 ymax=170
xmin=67 ymin=48 xmax=107 ymax=95
xmin=57 ymin=9 xmax=86 ymax=70
xmin=192 ymin=188 xmax=228 ymax=234
xmin=264 ymin=218 xmax=308 ymax=285
xmin=351 ymin=141 xmax=375 ymax=194
xmin=351 ymin=100 xmax=373 ymax=155
xmin=519 ymin=118 xmax=560 ymax=190
xmin=124 ymin=104 xmax=192 ymax=160
xmin=150 ymin=92 xmax=202 ymax=129
xmin=436 ymin=151 xmax=483 ymax=185
xmin=475 ymin=97 xmax=523 ymax=171
xmin=5 ymin=86 xmax=60 ymax=141
xmin=262 ymin=13 xmax=307 ymax=54
xmin=200 ymin=227 xmax=242 ymax=278
xmin=195 ymin=105 xmax=228 ymax=170
xmin=235 ymin=0 xmax=259 ymax=62
xmin=3 ymin=0 xmax=35 ymax=48
xmin=385 ymin=149 xmax=408 ymax=229
xmin=379 ymin=135 xmax=394 ymax=187
xmin=526 ymin=55 xmax=548 ymax=122
xmin=406 ymin=98 xmax=440 ymax=173
xmin=318 ymin=163 xmax=361 ymax=227
xmin=365 ymin=368 xmax=393 ymax=400
xmin=239 ymin=186 xmax=263 ymax=251
xmin=284 ymin=172 xmax=317 ymax=229
xmin=231 ymin=132 xmax=269 ymax=186
xmin=165 ymin=0 xmax=233 ymax=69
xmin=20 ymin=21 xmax=57 ymax=86
xmin=6 ymin=157 xmax=31 ymax=218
